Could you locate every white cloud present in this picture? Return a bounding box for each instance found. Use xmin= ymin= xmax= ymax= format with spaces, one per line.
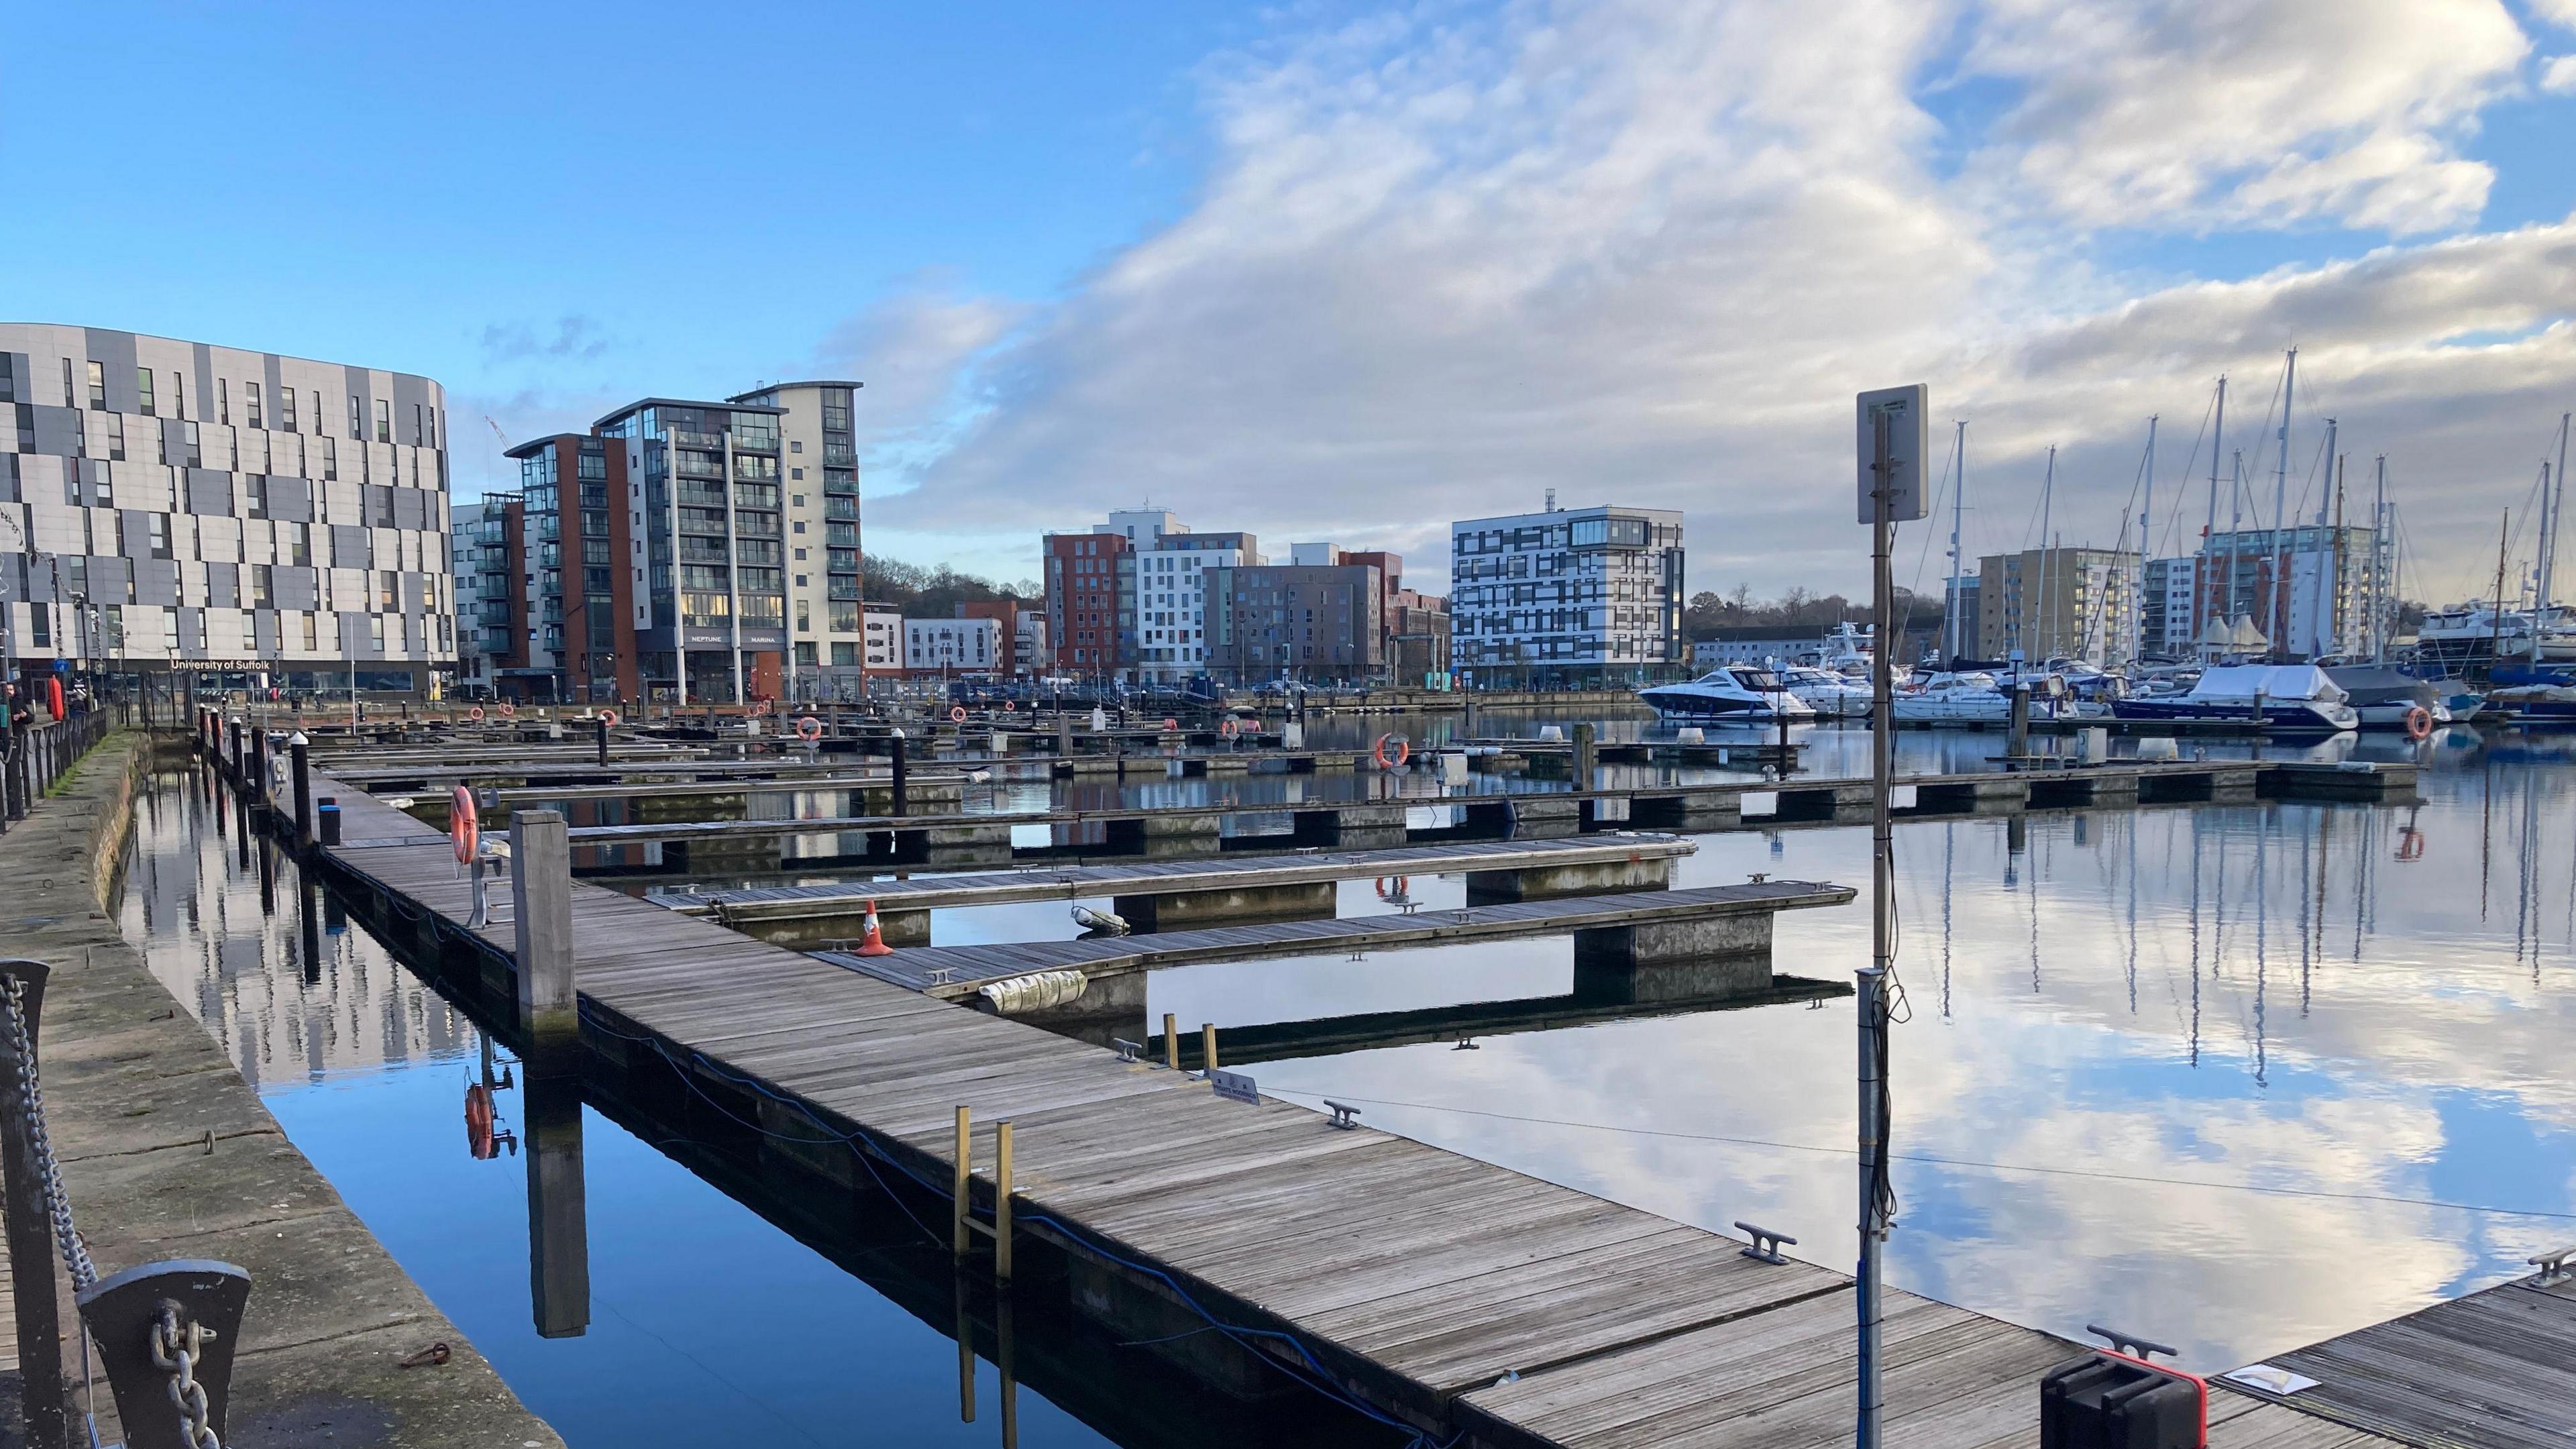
xmin=1956 ymin=0 xmax=2526 ymax=234
xmin=855 ymin=0 xmax=2573 ymax=600
xmin=2543 ymin=54 xmax=2576 ymax=93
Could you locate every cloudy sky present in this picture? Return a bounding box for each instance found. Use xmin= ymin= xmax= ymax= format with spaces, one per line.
xmin=8 ymin=0 xmax=2575 ymax=602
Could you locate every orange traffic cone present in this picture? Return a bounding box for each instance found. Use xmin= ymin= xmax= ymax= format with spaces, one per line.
xmin=853 ymin=899 xmax=896 ymax=957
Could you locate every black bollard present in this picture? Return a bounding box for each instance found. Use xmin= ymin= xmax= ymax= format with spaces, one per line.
xmin=595 ymin=716 xmax=609 ymax=767
xmin=290 ymin=732 xmax=313 ymax=845
xmin=890 ymin=729 xmax=908 ymax=816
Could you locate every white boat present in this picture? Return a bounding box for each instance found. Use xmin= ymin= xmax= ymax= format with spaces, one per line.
xmin=1788 ymin=623 xmax=1874 ymax=674
xmin=1777 ymin=665 xmax=1874 ymax=718
xmin=1637 ymin=666 xmax=1816 ymax=721
xmin=1888 ymin=672 xmax=2092 ymax=725
xmin=1889 ymin=672 xmax=2010 ymax=724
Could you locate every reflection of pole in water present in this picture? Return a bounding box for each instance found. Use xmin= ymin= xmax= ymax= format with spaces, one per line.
xmin=299 ymin=877 xmax=323 ymax=989
xmin=2520 ymin=765 xmax=2542 ymax=984
xmin=523 ymin=1046 xmax=589 ymax=1339
xmin=2004 ymin=814 xmax=2025 ymax=888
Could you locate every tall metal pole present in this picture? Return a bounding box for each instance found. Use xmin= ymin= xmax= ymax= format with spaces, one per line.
xmin=2314 ymin=416 xmax=2336 ymax=658
xmin=1859 ymin=407 xmax=1895 ymax=1449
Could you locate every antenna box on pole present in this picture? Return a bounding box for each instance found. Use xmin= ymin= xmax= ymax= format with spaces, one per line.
xmin=1858 ymin=384 xmax=1931 ymax=523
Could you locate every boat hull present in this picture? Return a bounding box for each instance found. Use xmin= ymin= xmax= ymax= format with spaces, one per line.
xmin=2110 ymin=698 xmax=2356 ymax=734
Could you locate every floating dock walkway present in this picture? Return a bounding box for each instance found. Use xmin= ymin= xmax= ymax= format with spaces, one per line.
xmin=279 ymin=762 xmax=2394 ymax=1449
xmin=814 ymin=880 xmax=1852 ymax=1009
xmin=658 ymin=835 xmax=1701 ymax=941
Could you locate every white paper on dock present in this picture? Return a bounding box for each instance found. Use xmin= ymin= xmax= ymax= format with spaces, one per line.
xmin=2221 ymin=1364 xmax=2320 ymax=1395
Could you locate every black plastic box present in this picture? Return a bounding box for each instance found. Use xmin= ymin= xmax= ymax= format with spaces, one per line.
xmin=2039 ymin=1353 xmax=2203 ymax=1449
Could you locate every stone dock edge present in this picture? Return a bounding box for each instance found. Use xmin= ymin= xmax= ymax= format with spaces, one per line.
xmin=1 ymin=730 xmax=561 ymax=1448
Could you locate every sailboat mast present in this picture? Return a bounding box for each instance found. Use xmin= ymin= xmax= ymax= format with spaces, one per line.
xmin=2207 ymin=376 xmax=2226 ymax=652
xmin=2372 ymin=455 xmax=2387 ymax=661
xmin=2139 ymin=415 xmax=2157 ymax=665
xmin=2228 ymin=449 xmax=2245 ymax=653
xmin=2491 ymin=512 xmax=2510 ymax=678
xmin=2314 ymin=416 xmax=2335 ymax=657
xmin=2039 ymin=445 xmax=2055 ymax=662
xmin=1947 ymin=419 xmax=1967 ymax=661
xmin=2271 ymin=347 xmax=2297 ymax=657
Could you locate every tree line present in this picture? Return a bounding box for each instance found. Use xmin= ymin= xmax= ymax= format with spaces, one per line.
xmin=1683 ymin=584 xmax=1944 ymax=637
xmin=861 ymin=554 xmax=1041 ymax=616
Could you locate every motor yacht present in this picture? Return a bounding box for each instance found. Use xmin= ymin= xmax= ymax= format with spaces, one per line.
xmin=1637 ymin=666 xmax=1816 ymax=721
xmin=2110 ymin=663 xmax=2358 ymax=735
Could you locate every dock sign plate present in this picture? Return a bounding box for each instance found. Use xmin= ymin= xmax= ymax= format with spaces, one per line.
xmin=1210 ymin=1069 xmax=1258 ymax=1104
xmin=1856 ymin=384 xmax=1931 ymax=523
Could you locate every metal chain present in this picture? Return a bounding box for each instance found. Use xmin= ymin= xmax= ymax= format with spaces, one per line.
xmin=3 ymin=977 xmax=97 ymax=1291
xmin=150 ymin=1305 xmax=222 ymax=1449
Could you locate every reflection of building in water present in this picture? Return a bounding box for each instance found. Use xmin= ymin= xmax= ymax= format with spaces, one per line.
xmin=121 ymin=772 xmax=476 ymax=1088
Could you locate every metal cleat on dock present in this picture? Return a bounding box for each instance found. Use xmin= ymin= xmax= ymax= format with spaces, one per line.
xmin=2531 ymin=1244 xmax=2576 ymax=1285
xmin=1322 ymin=1100 xmax=1362 ymax=1130
xmin=1734 ymin=1221 xmax=1796 ymax=1265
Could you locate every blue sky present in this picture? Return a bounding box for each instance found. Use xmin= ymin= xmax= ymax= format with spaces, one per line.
xmin=7 ymin=1 xmax=2575 ymax=597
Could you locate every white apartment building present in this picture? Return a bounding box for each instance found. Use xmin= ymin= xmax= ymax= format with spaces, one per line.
xmin=1 ymin=323 xmax=453 ymax=690
xmin=1450 ymin=503 xmax=1685 ymax=682
xmin=1136 ymin=528 xmax=1260 ymax=682
xmin=904 ymin=616 xmax=998 ymax=674
xmin=729 ymin=382 xmax=866 ymax=694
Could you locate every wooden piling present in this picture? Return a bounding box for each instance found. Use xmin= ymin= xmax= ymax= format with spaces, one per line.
xmin=509 ymin=808 xmax=577 ymax=1040
xmin=952 ymin=1104 xmax=971 ymax=1256
xmin=1163 ymin=1012 xmax=1179 ymax=1069
xmin=1201 ymin=1021 xmax=1218 ymax=1071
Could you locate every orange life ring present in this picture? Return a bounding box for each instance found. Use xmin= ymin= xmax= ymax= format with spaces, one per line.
xmin=464 ymin=1083 xmax=497 ymax=1160
xmin=1375 ymin=875 xmax=1410 ymax=902
xmin=2402 ymin=706 xmax=2432 ymax=740
xmin=598 ymin=708 xmax=620 ymax=728
xmin=451 ymin=784 xmax=479 ymax=865
xmin=757 ymin=699 xmax=775 ymax=716
xmin=498 ymin=700 xmax=517 ymax=719
xmin=796 ymin=715 xmax=824 ymax=741
xmin=2396 ymin=828 xmax=2425 ymax=862
xmin=1005 ymin=700 xmax=1018 ymax=713
xmin=1373 ymin=733 xmax=1410 ymax=769
xmin=1220 ymin=718 xmax=1239 ymax=737
xmin=950 ymin=704 xmax=969 ymax=724
xmin=467 ymin=705 xmax=484 ymax=722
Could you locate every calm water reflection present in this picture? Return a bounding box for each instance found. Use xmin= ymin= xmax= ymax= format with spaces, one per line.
xmin=121 ymin=715 xmax=2576 ymax=1425
xmin=116 ymin=766 xmax=1391 ymax=1448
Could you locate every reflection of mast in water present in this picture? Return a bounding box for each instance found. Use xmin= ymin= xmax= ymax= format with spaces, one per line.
xmin=2029 ymin=821 xmax=2043 ymax=995
xmin=1940 ymin=822 xmax=1955 ymax=1022
xmin=2519 ymin=764 xmax=2542 ymax=984
xmin=2306 ymin=808 xmax=2330 ymax=1018
xmin=2253 ymin=806 xmax=2269 ymax=1087
xmin=2189 ymin=814 xmax=2204 ymax=1069
xmin=2125 ymin=814 xmax=2139 ymax=1015
xmin=2479 ymin=741 xmax=2496 ymax=922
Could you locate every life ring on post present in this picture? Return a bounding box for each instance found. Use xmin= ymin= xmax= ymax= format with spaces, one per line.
xmin=1375 ymin=876 xmax=1411 ymax=902
xmin=1161 ymin=716 xmax=1179 ymax=731
xmin=950 ymin=704 xmax=969 ymax=724
xmin=2396 ymin=828 xmax=2426 ymax=862
xmin=451 ymin=784 xmax=479 ymax=865
xmin=1373 ymin=733 xmax=1410 ymax=769
xmin=598 ymin=708 xmax=620 ymax=728
xmin=2402 ymin=706 xmax=2433 ymax=741
xmin=497 ymin=700 xmax=517 ymax=719
xmin=1005 ymin=700 xmax=1018 ymax=713
xmin=1220 ymin=718 xmax=1239 ymax=738
xmin=467 ymin=705 xmax=484 ymax=722
xmin=796 ymin=715 xmax=824 ymax=742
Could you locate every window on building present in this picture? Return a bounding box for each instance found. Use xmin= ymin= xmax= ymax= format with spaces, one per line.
xmin=245 ymin=382 xmax=262 ymax=428
xmin=217 ymin=378 xmax=230 ymax=425
xmin=147 ymin=513 xmax=170 ymax=559
xmin=370 ymin=615 xmax=385 ymax=651
xmin=83 ymin=361 xmax=105 ymax=410
xmin=107 ymin=415 xmax=124 ymax=462
xmin=302 ymin=612 xmax=318 ymax=650
xmin=413 ymin=402 xmax=425 ymax=445
xmin=322 ymin=437 xmax=337 ymax=480
xmin=136 ymin=367 xmax=155 ymax=417
xmin=29 ymin=602 xmax=48 ymax=647
xmin=374 ymin=398 xmax=390 ymax=443
xmin=379 ymin=570 xmax=398 ymax=610
xmin=348 ymin=394 xmax=362 ymax=438
xmin=59 ymin=358 xmax=73 ymax=408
